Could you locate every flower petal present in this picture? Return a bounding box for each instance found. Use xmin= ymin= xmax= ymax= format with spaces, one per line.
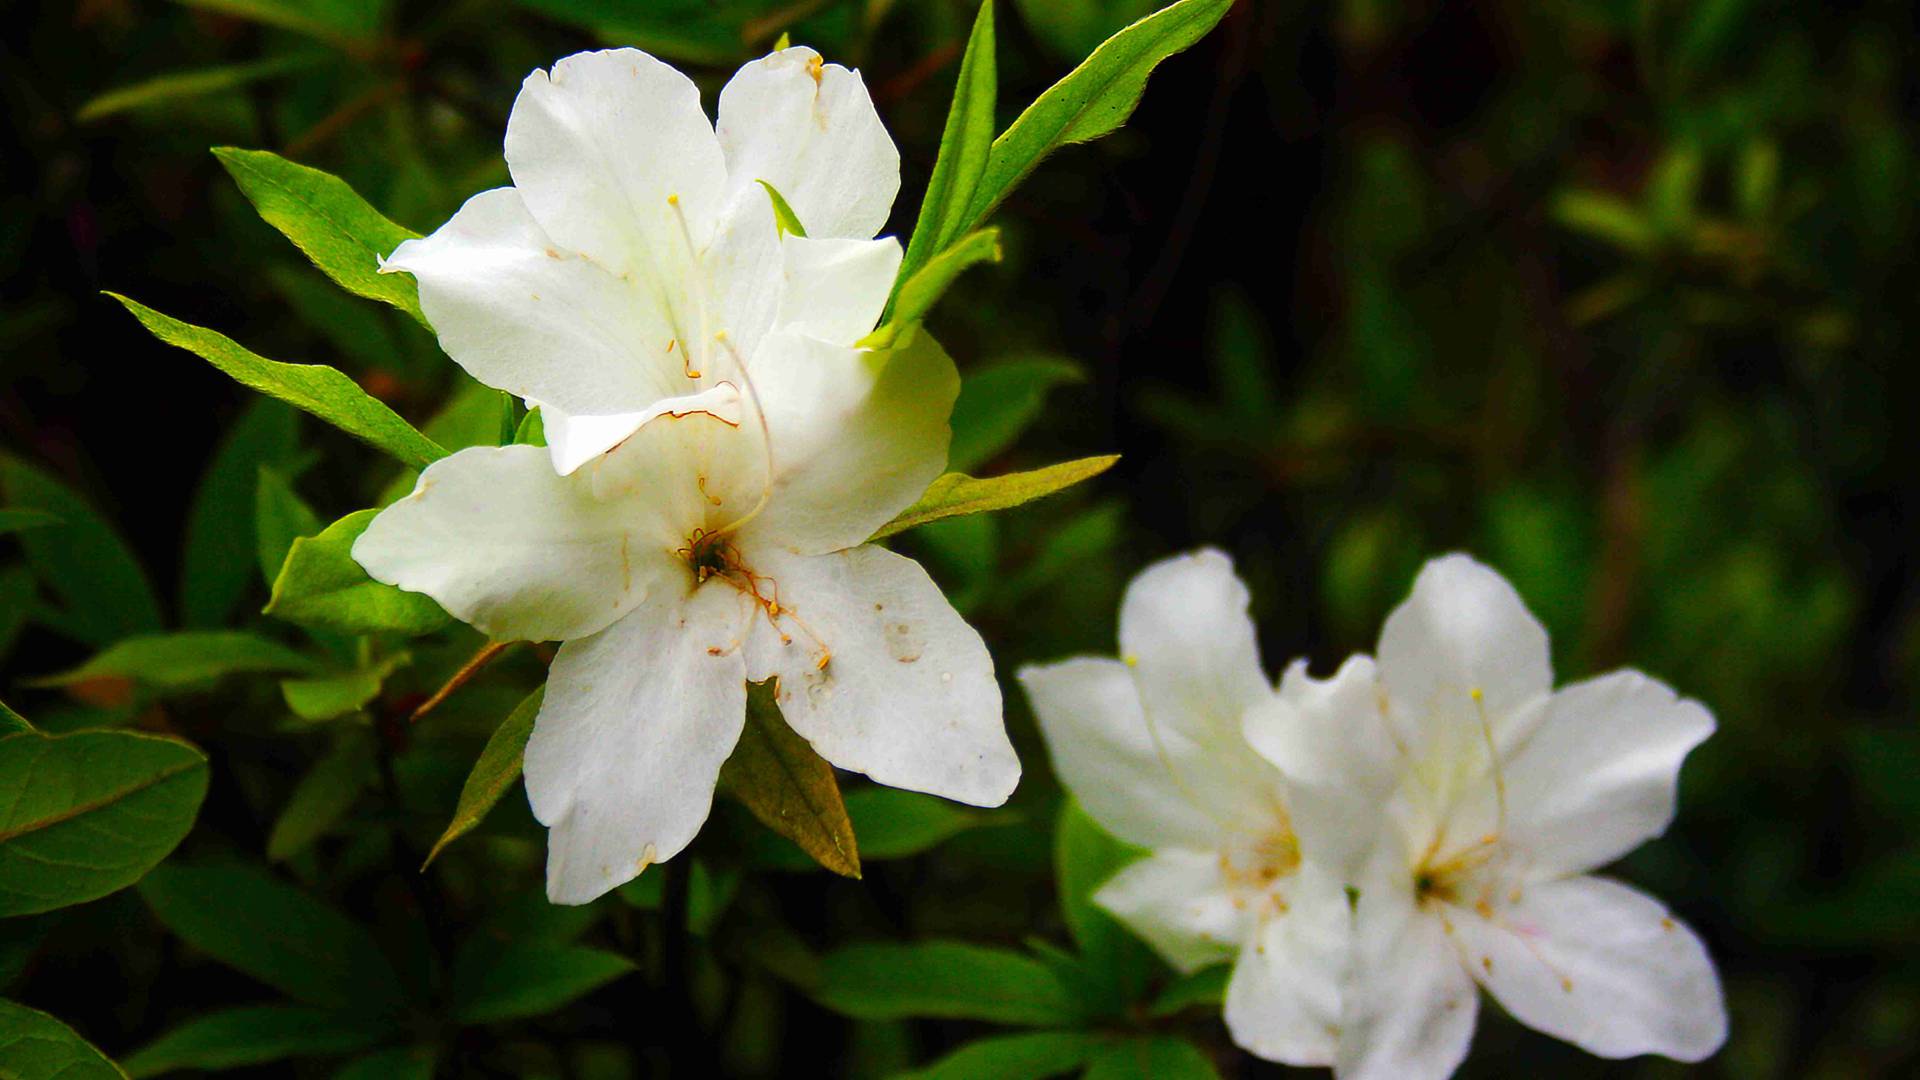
xmin=1243 ymin=656 xmax=1398 ymax=880
xmin=773 ymin=236 xmax=902 ymax=345
xmin=1116 ymin=549 xmax=1283 ymax=832
xmin=504 ymin=49 xmax=727 ymax=277
xmin=537 ymin=384 xmax=743 ymax=478
xmin=740 ymin=331 xmax=955 ymax=555
xmin=1336 ymin=880 xmax=1479 ymax=1080
xmin=525 ymin=580 xmax=751 ymax=905
xmin=742 ymin=544 xmax=1017 ymax=807
xmin=1502 ymin=670 xmax=1715 ymax=879
xmin=1019 ymin=657 xmax=1223 ymax=851
xmin=385 ymin=188 xmax=689 ymax=422
xmin=1377 ymin=553 xmax=1552 ymax=747
xmin=1449 ymin=875 xmax=1727 ymax=1062
xmin=352 ymin=445 xmax=673 ymax=642
xmin=1223 ymin=865 xmax=1352 ymax=1067
xmin=1093 ymin=848 xmax=1247 ymax=973
xmin=715 ymin=46 xmax=900 ymax=240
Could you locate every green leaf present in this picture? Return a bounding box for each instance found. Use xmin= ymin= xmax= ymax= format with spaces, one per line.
xmin=869 ymin=455 xmax=1118 ymax=541
xmin=748 ymin=787 xmax=1000 ymax=869
xmin=172 ymin=0 xmax=385 ymax=44
xmin=425 ymin=687 xmax=542 ymax=866
xmin=211 ymin=147 xmax=425 ymax=324
xmin=265 ymin=510 xmax=451 ymax=636
xmin=0 ymin=730 xmax=209 ymax=917
xmin=898 ymin=0 xmax=997 ymax=287
xmin=279 ymin=654 xmax=405 ymax=722
xmin=267 ymin=733 xmax=374 ymax=860
xmin=181 ymin=400 xmax=301 ymax=627
xmin=32 ymin=631 xmax=319 ymax=691
xmin=0 ymin=699 xmax=28 ymax=734
xmin=948 ymin=357 xmax=1085 ymax=472
xmin=1552 ymin=190 xmax=1657 ymax=254
xmin=1084 ymin=1036 xmax=1218 ymax=1080
xmin=77 ymin=54 xmax=324 ymax=122
xmin=330 ymin=1044 xmax=435 ymax=1080
xmin=0 ymin=999 xmax=126 ymax=1079
xmin=0 ymin=508 xmax=61 ymax=535
xmin=375 ymin=379 xmax=514 ymax=505
xmin=513 ymin=406 xmax=547 ymax=447
xmin=1054 ymin=799 xmax=1154 ymax=1013
xmin=109 ymin=295 xmax=443 ymax=468
xmin=122 ymin=1005 xmax=395 ymax=1077
xmin=860 ymin=228 xmax=1001 ymax=349
xmin=718 ymin=686 xmax=860 ymax=879
xmin=815 ymin=940 xmax=1087 ymax=1026
xmin=139 ymin=864 xmax=406 ymax=1015
xmin=963 ymin=0 xmax=1231 ymax=231
xmin=757 ymin=179 xmax=808 ymax=237
xmin=449 ymin=941 xmax=635 ymax=1025
xmin=255 ymin=465 xmax=323 ymax=590
xmin=0 ymin=455 xmax=164 ymax=646
xmin=1146 ymin=964 xmax=1228 ymax=1017
xmin=900 ymin=1030 xmax=1107 ymax=1080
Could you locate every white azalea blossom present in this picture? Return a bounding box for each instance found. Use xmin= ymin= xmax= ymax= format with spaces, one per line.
xmin=1018 ymin=550 xmax=1353 ymax=1068
xmin=1243 ymin=553 xmax=1725 ymax=1078
xmin=383 ymin=45 xmax=903 ymax=476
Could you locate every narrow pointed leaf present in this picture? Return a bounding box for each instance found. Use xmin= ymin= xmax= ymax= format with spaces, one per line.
xmin=265 ymin=510 xmax=451 ymax=636
xmin=748 ymin=787 xmax=1001 ymax=869
xmin=0 ymin=454 xmax=164 ymax=646
xmin=122 ymin=1005 xmax=395 ymax=1078
xmin=77 ymin=54 xmax=324 ymax=122
xmin=425 ymin=687 xmax=543 ymax=867
xmin=718 ymin=686 xmax=859 ymax=879
xmin=0 ymin=699 xmax=29 ymax=734
xmin=862 ymin=228 xmax=1001 ymax=349
xmin=963 ymin=0 xmax=1231 ymax=232
xmin=255 ymin=465 xmax=322 ymax=589
xmin=816 ymin=941 xmax=1088 ymax=1026
xmin=172 ymin=0 xmax=384 ymax=43
xmin=757 ymin=179 xmax=808 ymax=238
xmin=266 ymin=733 xmax=374 ymax=860
xmin=30 ymin=631 xmax=320 ymax=691
xmin=901 ymin=1031 xmax=1108 ymax=1080
xmin=0 ymin=1000 xmax=127 ymax=1079
xmin=0 ymin=730 xmax=209 ymax=917
xmin=870 ymin=455 xmax=1118 ymax=541
xmin=181 ymin=400 xmax=301 ymax=627
xmin=448 ymin=941 xmax=634 ymax=1024
xmin=898 ymin=0 xmax=997 ymax=286
xmin=949 ymin=357 xmax=1085 ymax=472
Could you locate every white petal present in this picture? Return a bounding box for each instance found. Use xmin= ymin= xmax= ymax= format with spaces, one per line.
xmin=352 ymin=445 xmax=671 ymax=643
xmin=1223 ymin=865 xmax=1352 ymax=1067
xmin=1243 ymin=656 xmax=1397 ymax=880
xmin=740 ymin=331 xmax=955 ymax=556
xmin=525 ymin=581 xmax=751 ymax=905
xmin=773 ymin=236 xmax=902 ymax=345
xmin=715 ymin=47 xmax=900 ymax=240
xmin=385 ymin=188 xmax=688 ymax=420
xmin=504 ymin=49 xmax=727 ymax=277
xmin=1116 ymin=550 xmax=1284 ymax=831
xmin=1337 ymin=880 xmax=1480 ymax=1080
xmin=1377 ymin=553 xmax=1552 ymax=747
xmin=1093 ymin=848 xmax=1249 ymax=973
xmin=742 ymin=543 xmax=1017 ymax=807
xmin=1448 ymin=876 xmax=1727 ymax=1062
xmin=1019 ymin=657 xmax=1223 ymax=851
xmin=1502 ymin=670 xmax=1715 ymax=878
xmin=537 ymin=384 xmax=743 ymax=478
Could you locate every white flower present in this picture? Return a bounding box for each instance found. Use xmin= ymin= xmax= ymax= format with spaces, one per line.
xmin=354 ymin=323 xmax=1019 ymax=905
xmin=1018 ymin=550 xmax=1354 ymax=1068
xmin=1243 ymin=553 xmax=1726 ymax=1078
xmin=383 ymin=46 xmax=903 ymax=476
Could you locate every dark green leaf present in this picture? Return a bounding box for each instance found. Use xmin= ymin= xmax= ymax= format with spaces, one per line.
xmin=77 ymin=54 xmax=325 ymax=122
xmin=425 ymin=687 xmax=542 ymax=866
xmin=719 ymin=685 xmax=860 ymax=879
xmin=110 ymin=295 xmax=443 ymax=468
xmin=815 ymin=941 xmax=1087 ymax=1026
xmin=449 ymin=941 xmax=634 ymax=1024
xmin=265 ymin=510 xmax=451 ymax=636
xmin=1083 ymin=1035 xmax=1218 ymax=1080
xmin=0 ymin=730 xmax=208 ymax=917
xmin=0 ymin=454 xmax=163 ymax=646
xmin=898 ymin=0 xmax=997 ymax=287
xmin=901 ymin=1030 xmax=1108 ymax=1080
xmin=0 ymin=508 xmax=61 ymax=535
xmin=1147 ymin=965 xmax=1229 ymax=1017
xmin=122 ymin=1005 xmax=395 ymax=1077
xmin=0 ymin=999 xmax=126 ymax=1079
xmin=181 ymin=400 xmax=301 ymax=627
xmin=31 ymin=631 xmax=319 ymax=691
xmin=747 ymin=787 xmax=1001 ymax=869
xmin=0 ymin=698 xmax=29 ymax=734
xmin=861 ymin=228 xmax=1000 ymax=349
xmin=1055 ymin=799 xmax=1154 ymax=1012
xmin=870 ymin=456 xmax=1118 ymax=541
xmin=330 ymin=1044 xmax=435 ymax=1080
xmin=267 ymin=733 xmax=375 ymax=861
xmin=256 ymin=465 xmax=323 ymax=590
xmin=173 ymin=0 xmax=385 ymax=43
xmin=948 ymin=357 xmax=1085 ymax=472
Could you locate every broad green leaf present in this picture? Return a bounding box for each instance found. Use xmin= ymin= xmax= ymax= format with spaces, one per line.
xmin=815 ymin=940 xmax=1087 ymax=1026
xmin=1146 ymin=964 xmax=1228 ymax=1017
xmin=0 ymin=999 xmax=126 ymax=1080
xmin=860 ymin=228 xmax=1000 ymax=349
xmin=266 ymin=510 xmax=451 ymax=636
xmin=949 ymin=357 xmax=1085 ymax=472
xmin=279 ymin=653 xmax=405 ymax=722
xmin=180 ymin=400 xmax=301 ymax=627
xmin=0 ymin=508 xmax=61 ymax=534
xmin=898 ymin=0 xmax=997 ymax=287
xmin=211 ymin=148 xmax=424 ymax=324
xmin=172 ymin=0 xmax=386 ymax=43
xmin=870 ymin=455 xmax=1119 ymax=541
xmin=901 ymin=1030 xmax=1108 ymax=1080
xmin=77 ymin=55 xmax=324 ymax=122
xmin=718 ymin=686 xmax=860 ymax=879
xmin=139 ymin=864 xmax=407 ymax=1015
xmin=425 ymin=687 xmax=542 ymax=866
xmin=122 ymin=1005 xmax=395 ymax=1078
xmin=449 ymin=941 xmax=634 ymax=1025
xmin=267 ymin=733 xmax=375 ymax=860
xmin=750 ymin=787 xmax=999 ymax=869
xmin=256 ymin=465 xmax=323 ymax=589
xmin=110 ymin=295 xmax=443 ymax=468
xmin=1083 ymin=1036 xmax=1218 ymax=1080
xmin=32 ymin=631 xmax=319 ymax=691
xmin=758 ymin=179 xmax=808 ymax=237
xmin=1055 ymin=800 xmax=1154 ymax=1013
xmin=963 ymin=0 xmax=1232 ymax=231
xmin=0 ymin=455 xmax=163 ymax=646
xmin=0 ymin=730 xmax=208 ymax=917
xmin=330 ymin=1045 xmax=435 ymax=1080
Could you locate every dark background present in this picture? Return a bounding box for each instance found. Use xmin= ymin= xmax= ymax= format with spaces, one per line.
xmin=4 ymin=0 xmax=1919 ymax=1076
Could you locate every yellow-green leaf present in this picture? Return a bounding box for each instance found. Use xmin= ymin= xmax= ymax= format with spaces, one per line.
xmin=757 ymin=179 xmax=808 ymax=238
xmin=870 ymin=455 xmax=1119 ymax=542
xmin=897 ymin=0 xmax=997 ymax=287
xmin=862 ymin=228 xmax=1001 ymax=349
